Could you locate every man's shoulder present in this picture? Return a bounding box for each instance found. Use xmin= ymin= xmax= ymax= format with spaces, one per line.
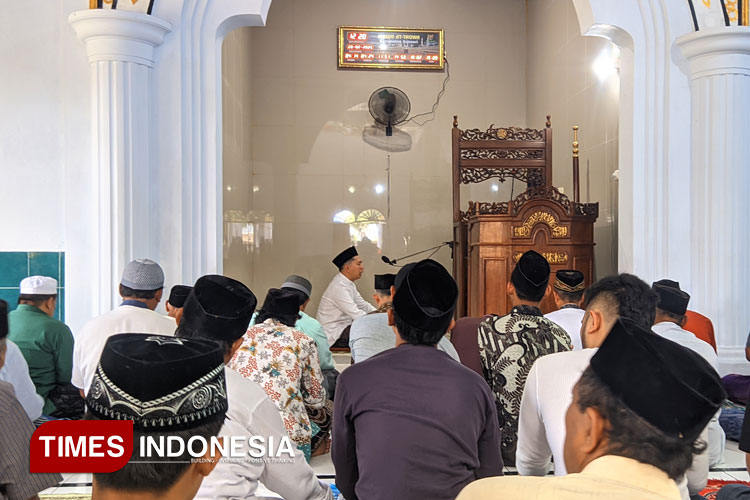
xmin=0 ymin=380 xmax=15 ymax=398
xmin=545 ymin=308 xmax=584 ymax=320
xmin=533 ymin=348 xmax=596 ymax=373
xmin=225 ymin=367 xmax=269 ymax=413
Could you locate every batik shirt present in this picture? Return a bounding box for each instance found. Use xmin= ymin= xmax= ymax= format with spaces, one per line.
xmin=229 ymin=319 xmax=327 ymax=449
xmin=478 ymin=305 xmax=572 ymax=465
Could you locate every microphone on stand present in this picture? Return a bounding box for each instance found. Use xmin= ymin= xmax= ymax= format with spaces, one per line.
xmin=381 ymin=255 xmax=396 ymax=265
xmin=380 ymin=241 xmax=454 ymax=267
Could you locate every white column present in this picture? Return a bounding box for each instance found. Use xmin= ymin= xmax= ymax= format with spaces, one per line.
xmin=69 ymin=10 xmax=171 ymax=313
xmin=677 ymin=27 xmax=750 ymax=373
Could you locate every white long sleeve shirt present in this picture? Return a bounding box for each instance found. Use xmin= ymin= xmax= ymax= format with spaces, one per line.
xmin=195 ymin=368 xmax=332 ymax=500
xmin=317 ymin=273 xmax=375 ymax=346
xmin=516 ymin=348 xmax=596 ymax=477
xmin=0 ymin=340 xmax=44 ymax=420
xmin=72 ymin=305 xmax=177 ymax=393
xmin=517 ymin=343 xmax=710 ymax=500
xmin=544 ymin=307 xmax=585 ymax=350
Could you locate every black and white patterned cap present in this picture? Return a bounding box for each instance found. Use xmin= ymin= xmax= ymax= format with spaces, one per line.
xmin=120 ymin=259 xmax=165 ymax=291
xmin=86 ymin=334 xmax=227 ymax=431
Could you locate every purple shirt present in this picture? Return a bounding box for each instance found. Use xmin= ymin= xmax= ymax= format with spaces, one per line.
xmin=332 ymin=343 xmax=503 ymax=500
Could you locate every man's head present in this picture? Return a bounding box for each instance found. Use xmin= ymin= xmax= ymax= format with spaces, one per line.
xmin=508 ymin=250 xmax=550 ymax=305
xmin=333 ymin=246 xmax=364 ymax=281
xmin=175 ymin=275 xmax=257 ymax=363
xmin=563 ymin=319 xmax=725 ymax=480
xmin=389 ymin=260 xmax=458 ymax=346
xmin=166 ymin=285 xmax=192 ymax=322
xmin=280 ymin=275 xmax=313 ymax=312
xmin=18 ymin=276 xmax=58 ymax=317
xmin=118 ymin=259 xmax=165 ymax=310
xmin=579 ymin=273 xmax=658 ymax=349
xmin=552 ymin=270 xmax=585 ymax=308
xmin=0 ymin=299 xmax=8 ymax=370
xmin=255 ymin=289 xmax=301 ymax=327
xmin=87 ymin=334 xmax=228 ymax=499
xmin=372 ymin=273 xmax=396 ymax=307
xmin=652 ymin=280 xmax=690 ymax=327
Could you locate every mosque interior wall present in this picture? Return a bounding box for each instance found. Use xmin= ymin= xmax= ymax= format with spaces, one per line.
xmin=221 ymin=0 xmax=621 ymax=313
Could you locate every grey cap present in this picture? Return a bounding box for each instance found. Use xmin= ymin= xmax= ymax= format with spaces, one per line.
xmin=281 ymin=275 xmax=312 ymax=298
xmin=121 ymin=259 xmax=165 ymax=291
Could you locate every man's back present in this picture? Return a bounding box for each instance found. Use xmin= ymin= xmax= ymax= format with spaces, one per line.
xmin=349 ymin=312 xmax=394 ymax=362
xmin=478 ymin=305 xmax=572 ymax=465
xmin=544 ymin=307 xmax=585 ymax=350
xmin=72 ymin=305 xmax=176 ymax=393
xmin=332 ymin=344 xmax=503 ymax=500
xmin=196 ymin=368 xmax=331 ymax=500
xmin=8 ymin=304 xmax=74 ymax=412
xmin=457 ymin=456 xmax=681 ymax=500
xmin=0 ymin=340 xmax=44 ymax=421
xmin=516 ymin=348 xmax=596 ymax=476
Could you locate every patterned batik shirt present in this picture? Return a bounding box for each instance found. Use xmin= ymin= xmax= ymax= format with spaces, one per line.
xmin=229 ymin=319 xmax=327 ymax=449
xmin=478 ymin=305 xmax=572 ymax=466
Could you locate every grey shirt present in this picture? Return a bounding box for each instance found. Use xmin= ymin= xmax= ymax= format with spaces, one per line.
xmin=0 ymin=381 xmax=61 ymax=499
xmin=349 ymin=312 xmax=460 ymax=363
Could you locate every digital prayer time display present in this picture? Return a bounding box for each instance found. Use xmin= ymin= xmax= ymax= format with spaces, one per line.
xmin=338 ymin=27 xmax=444 ymax=70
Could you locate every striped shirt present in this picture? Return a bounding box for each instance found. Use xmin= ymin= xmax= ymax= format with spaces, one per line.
xmin=0 ymin=380 xmax=61 ymax=499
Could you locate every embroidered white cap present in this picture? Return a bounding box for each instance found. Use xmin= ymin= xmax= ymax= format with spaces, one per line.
xmin=20 ymin=276 xmax=58 ymax=295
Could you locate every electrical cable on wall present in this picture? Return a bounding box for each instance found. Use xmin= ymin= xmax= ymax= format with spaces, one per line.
xmin=403 ymin=57 xmax=450 ymax=127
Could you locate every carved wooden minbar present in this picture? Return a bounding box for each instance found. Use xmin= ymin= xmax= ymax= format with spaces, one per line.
xmin=452 ymin=116 xmax=599 ymax=316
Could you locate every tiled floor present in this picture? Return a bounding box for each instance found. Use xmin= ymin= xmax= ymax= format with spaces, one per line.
xmin=40 ymin=354 xmax=750 ymax=497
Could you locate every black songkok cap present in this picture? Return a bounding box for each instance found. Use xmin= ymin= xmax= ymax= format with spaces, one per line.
xmin=554 ymin=270 xmax=585 ymax=293
xmin=654 ymin=279 xmax=680 ymax=289
xmin=87 ymin=334 xmax=227 ymax=431
xmin=590 ymin=318 xmax=725 ymax=442
xmin=332 ymin=246 xmax=358 ymax=268
xmin=0 ymin=299 xmax=8 ymax=339
xmin=259 ymin=288 xmax=301 ymax=319
xmin=652 ymin=281 xmax=690 ymax=316
xmin=168 ymin=285 xmax=192 ymax=308
xmin=181 ymin=275 xmax=257 ymax=343
xmin=392 ymin=259 xmax=457 ymax=332
xmin=374 ymin=273 xmax=396 ymax=291
xmin=511 ymin=250 xmax=550 ymax=297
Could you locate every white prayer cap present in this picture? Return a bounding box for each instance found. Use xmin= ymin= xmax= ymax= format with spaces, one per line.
xmin=121 ymin=259 xmax=165 ymax=291
xmin=20 ymin=276 xmax=58 ymax=295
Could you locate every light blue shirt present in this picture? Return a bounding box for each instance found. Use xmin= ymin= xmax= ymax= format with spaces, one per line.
xmin=349 ymin=312 xmax=460 ymax=363
xmin=250 ymin=312 xmax=334 ymax=371
xmin=0 ymin=339 xmax=44 ymax=420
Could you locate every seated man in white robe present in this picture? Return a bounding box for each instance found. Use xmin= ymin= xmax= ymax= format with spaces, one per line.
xmin=175 ymin=274 xmax=331 ymax=500
xmin=317 ymin=246 xmax=375 ymax=349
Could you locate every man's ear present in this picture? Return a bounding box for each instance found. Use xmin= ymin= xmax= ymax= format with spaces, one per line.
xmin=506 ymin=282 xmax=514 ymax=296
xmin=174 ymin=308 xmax=184 ymax=325
xmin=543 ymin=283 xmax=552 ymax=300
xmin=582 ymin=407 xmax=607 ymax=454
xmin=155 ymin=288 xmax=164 ymax=303
xmin=194 ymin=436 xmax=223 ymax=477
xmin=585 ymin=309 xmax=603 ymax=335
xmin=387 ymin=308 xmax=395 ymax=327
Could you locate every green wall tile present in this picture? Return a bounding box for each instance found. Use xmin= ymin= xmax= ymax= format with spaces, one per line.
xmin=0 ymin=289 xmax=19 ymax=311
xmin=29 ymin=252 xmax=60 ymax=281
xmin=0 ymin=252 xmax=28 ymax=287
